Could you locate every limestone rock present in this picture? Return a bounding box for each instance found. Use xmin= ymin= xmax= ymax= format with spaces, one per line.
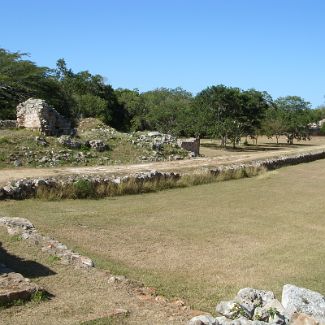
xmin=216 ymin=301 xmax=250 ymax=319
xmin=188 ymin=315 xmax=216 ymax=325
xmin=16 ymin=98 xmax=71 ymax=136
xmin=215 ymin=316 xmax=268 ymax=325
xmin=253 ymin=299 xmax=288 ymax=324
xmin=13 ymin=159 xmax=22 ymax=167
xmin=35 ymin=136 xmax=48 ymax=146
xmin=0 ymin=268 xmax=40 ymax=304
xmin=0 ymin=120 xmax=16 ymax=129
xmin=236 ymin=288 xmax=275 ymax=317
xmin=282 ymin=284 xmax=325 ymax=323
xmin=87 ymin=139 xmax=107 ymax=152
xmin=177 ymin=137 xmax=200 ymax=156
xmin=290 ymin=313 xmax=319 ymax=325
xmin=58 ymin=136 xmax=82 ymax=149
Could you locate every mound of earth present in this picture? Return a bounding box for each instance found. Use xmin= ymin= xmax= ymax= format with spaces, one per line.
xmin=77 ymin=118 xmax=116 ymax=134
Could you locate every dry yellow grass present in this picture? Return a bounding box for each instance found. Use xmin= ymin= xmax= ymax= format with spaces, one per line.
xmin=1 ymin=159 xmax=325 ymax=315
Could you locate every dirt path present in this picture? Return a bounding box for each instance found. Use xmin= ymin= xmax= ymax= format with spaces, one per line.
xmin=2 ymin=144 xmax=325 ymax=186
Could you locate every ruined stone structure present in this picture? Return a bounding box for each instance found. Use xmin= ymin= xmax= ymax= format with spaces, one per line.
xmin=0 ymin=120 xmax=16 ymax=129
xmin=16 ymin=98 xmax=71 ymax=136
xmin=177 ymin=138 xmax=200 ymax=156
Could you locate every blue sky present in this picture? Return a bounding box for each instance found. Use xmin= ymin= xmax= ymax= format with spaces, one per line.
xmin=1 ymin=0 xmax=325 ymax=107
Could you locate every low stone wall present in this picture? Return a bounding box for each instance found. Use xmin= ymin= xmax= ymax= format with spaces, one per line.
xmin=1 ymin=150 xmax=325 ymax=201
xmin=209 ymin=150 xmax=325 ymax=176
xmin=0 ymin=120 xmax=16 ymax=129
xmin=0 ymin=217 xmax=93 ymax=268
xmin=0 ymin=171 xmax=180 ymax=200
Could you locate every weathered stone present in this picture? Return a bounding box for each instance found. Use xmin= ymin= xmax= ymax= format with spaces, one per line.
xmin=0 ymin=268 xmax=40 ymax=304
xmin=58 ymin=135 xmax=82 ymax=149
xmin=235 ymin=288 xmax=275 ymax=317
xmin=13 ymin=159 xmax=22 ymax=167
xmin=253 ymin=299 xmax=288 ymax=324
xmin=177 ymin=137 xmax=200 ymax=156
xmin=108 ymin=275 xmax=127 ymax=284
xmin=16 ymin=98 xmax=71 ymax=136
xmin=0 ymin=120 xmax=16 ymax=129
xmin=282 ymin=284 xmax=325 ymax=323
xmin=35 ymin=136 xmax=48 ymax=146
xmin=215 ymin=316 xmax=269 ymax=325
xmin=290 ymin=313 xmax=319 ymax=325
xmin=87 ymin=139 xmax=107 ymax=152
xmin=188 ymin=314 xmax=217 ymax=325
xmin=216 ymin=300 xmax=250 ymax=319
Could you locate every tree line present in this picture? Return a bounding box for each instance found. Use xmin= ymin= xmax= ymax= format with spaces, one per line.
xmin=1 ymin=48 xmax=325 ymax=146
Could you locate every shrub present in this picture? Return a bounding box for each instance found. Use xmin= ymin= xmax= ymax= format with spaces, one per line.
xmin=73 ymin=179 xmax=95 ymax=198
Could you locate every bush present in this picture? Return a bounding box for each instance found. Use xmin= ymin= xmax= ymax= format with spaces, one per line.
xmin=73 ymin=179 xmax=95 ymax=198
xmin=320 ymin=123 xmax=325 ymax=135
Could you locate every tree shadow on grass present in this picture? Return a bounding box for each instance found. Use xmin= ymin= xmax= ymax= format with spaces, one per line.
xmin=0 ymin=242 xmax=56 ymax=278
xmin=201 ymin=142 xmax=316 ymax=152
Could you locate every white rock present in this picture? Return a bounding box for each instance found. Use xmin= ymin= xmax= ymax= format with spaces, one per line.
xmin=236 ymin=288 xmax=275 ymax=316
xmin=282 ymin=284 xmax=325 ymax=323
xmin=188 ymin=314 xmax=216 ymax=325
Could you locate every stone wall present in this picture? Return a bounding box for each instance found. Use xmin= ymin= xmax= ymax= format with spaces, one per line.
xmin=0 ymin=120 xmax=16 ymax=129
xmin=1 ymin=150 xmax=325 ymax=201
xmin=16 ymin=98 xmax=71 ymax=136
xmin=0 ymin=217 xmax=94 ymax=268
xmin=177 ymin=138 xmax=200 ymax=156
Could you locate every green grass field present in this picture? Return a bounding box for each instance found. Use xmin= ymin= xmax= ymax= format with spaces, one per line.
xmin=1 ymin=159 xmax=325 ymax=313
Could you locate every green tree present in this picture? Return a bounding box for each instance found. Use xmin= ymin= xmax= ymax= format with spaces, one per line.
xmin=240 ymin=89 xmax=272 ymax=144
xmin=275 ymin=96 xmax=312 ymax=144
xmin=194 ymin=85 xmax=269 ymax=148
xmin=55 ymin=59 xmax=124 ymax=128
xmin=141 ymin=87 xmax=193 ymax=135
xmin=115 ymin=88 xmax=148 ymax=131
xmin=262 ymin=108 xmax=286 ymax=144
xmin=0 ymin=48 xmax=70 ymax=119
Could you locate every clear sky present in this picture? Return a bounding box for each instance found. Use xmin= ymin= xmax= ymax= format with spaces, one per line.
xmin=1 ymin=0 xmax=325 ymax=107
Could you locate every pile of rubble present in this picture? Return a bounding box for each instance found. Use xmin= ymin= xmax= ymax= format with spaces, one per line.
xmin=0 ymin=120 xmax=16 ymax=129
xmin=131 ymin=131 xmax=190 ymax=161
xmin=57 ymin=136 xmax=108 ymax=152
xmin=132 ymin=131 xmax=178 ymax=149
xmin=189 ymin=285 xmax=325 ymax=325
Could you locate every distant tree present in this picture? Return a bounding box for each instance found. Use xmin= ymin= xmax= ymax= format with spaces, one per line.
xmin=0 ymin=48 xmax=70 ymax=119
xmin=262 ymin=108 xmax=286 ymax=144
xmin=240 ymin=89 xmax=272 ymax=144
xmin=141 ymin=87 xmax=193 ymax=135
xmin=54 ymin=59 xmax=124 ymax=128
xmin=115 ymin=88 xmax=148 ymax=131
xmin=275 ymin=96 xmax=312 ymax=144
xmin=194 ymin=85 xmax=268 ymax=148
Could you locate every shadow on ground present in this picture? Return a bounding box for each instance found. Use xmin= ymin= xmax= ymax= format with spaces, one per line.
xmin=0 ymin=242 xmax=56 ymax=278
xmin=201 ymin=142 xmax=316 ymax=152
